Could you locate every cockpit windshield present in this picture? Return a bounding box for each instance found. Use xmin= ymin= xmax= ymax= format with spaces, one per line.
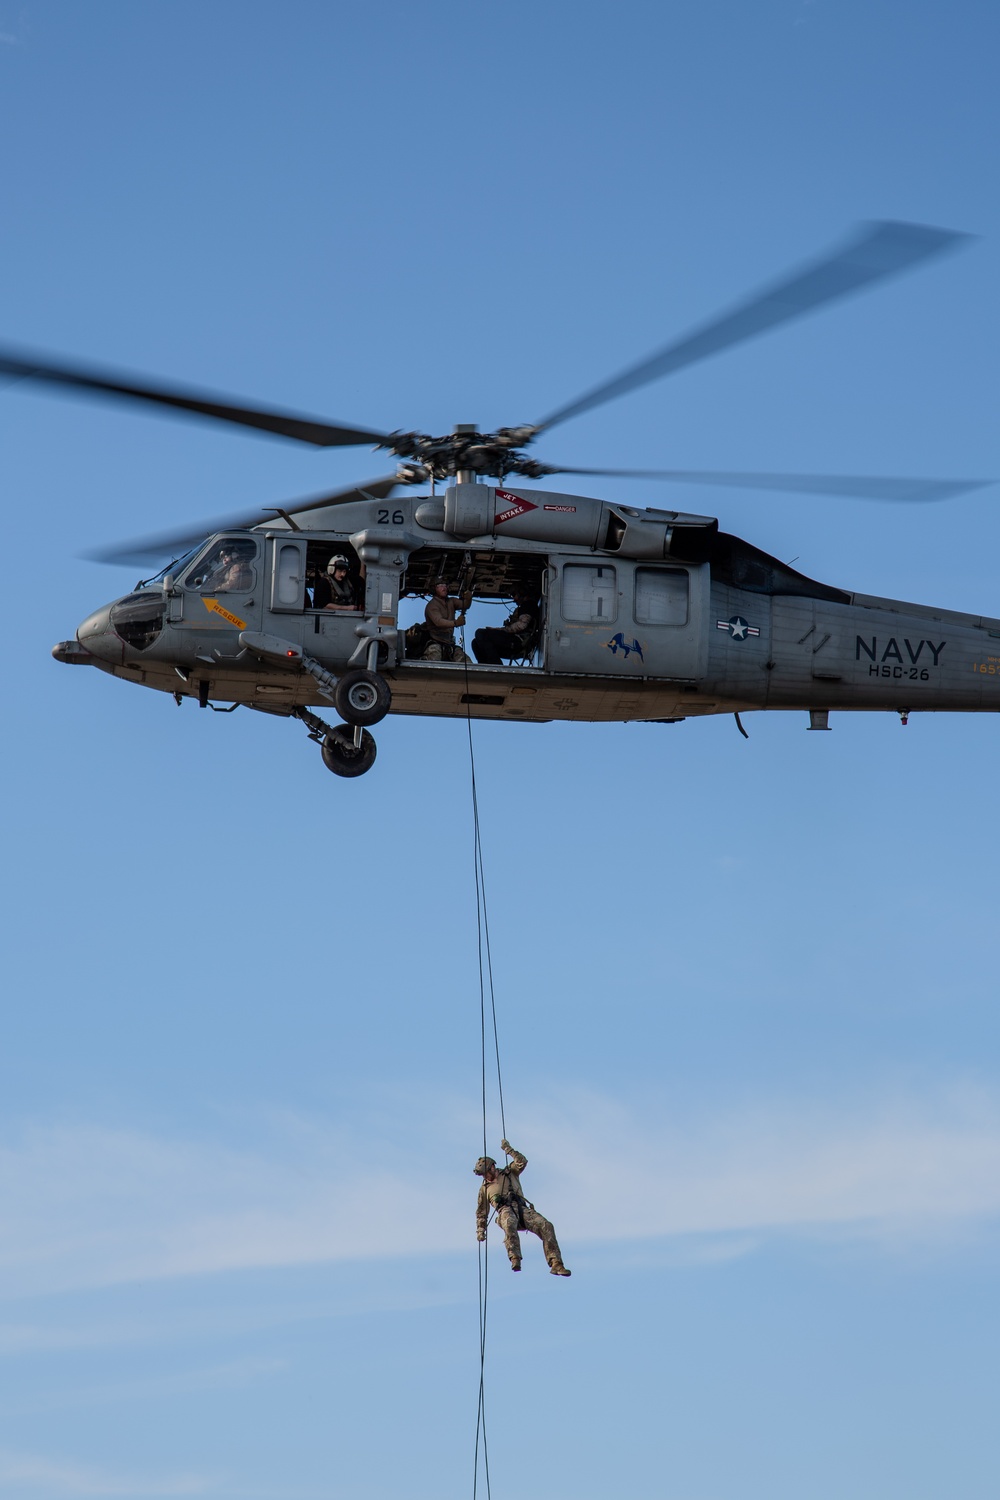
xmin=136 ymin=546 xmax=201 ymax=590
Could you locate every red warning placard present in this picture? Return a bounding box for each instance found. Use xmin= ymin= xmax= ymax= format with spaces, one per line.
xmin=495 ymin=490 xmax=539 ymax=524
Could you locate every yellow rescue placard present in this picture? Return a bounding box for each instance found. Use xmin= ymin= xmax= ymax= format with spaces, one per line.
xmin=201 ymin=597 xmax=247 ymax=629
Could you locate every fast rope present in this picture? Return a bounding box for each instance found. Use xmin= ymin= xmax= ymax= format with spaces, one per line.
xmin=463 ymin=639 xmax=507 ymax=1500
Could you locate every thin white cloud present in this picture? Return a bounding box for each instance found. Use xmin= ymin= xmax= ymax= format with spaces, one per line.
xmin=529 ymin=1084 xmax=1000 ymax=1244
xmin=0 ymin=1084 xmax=998 ymax=1297
xmin=0 ymin=5 xmax=26 ymax=46
xmin=0 ymin=1448 xmax=211 ymax=1497
xmin=6 ymin=1357 xmax=288 ymax=1422
xmin=0 ymin=1322 xmax=140 ymax=1355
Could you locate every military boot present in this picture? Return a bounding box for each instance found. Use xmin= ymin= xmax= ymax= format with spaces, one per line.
xmin=550 ymin=1263 xmax=571 ymax=1277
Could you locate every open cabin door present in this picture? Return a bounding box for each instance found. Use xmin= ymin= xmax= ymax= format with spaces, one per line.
xmin=549 ymin=558 xmax=708 ymax=680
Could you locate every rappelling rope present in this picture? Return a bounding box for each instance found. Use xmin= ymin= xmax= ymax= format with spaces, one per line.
xmin=462 ymin=635 xmax=508 ymax=1500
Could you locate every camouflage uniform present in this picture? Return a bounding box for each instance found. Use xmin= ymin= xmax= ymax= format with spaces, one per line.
xmin=424 ymin=593 xmax=471 ymax=663
xmin=475 ymin=1143 xmax=570 ymax=1274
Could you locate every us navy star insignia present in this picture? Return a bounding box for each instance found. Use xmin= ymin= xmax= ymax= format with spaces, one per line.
xmin=717 ymin=615 xmax=760 ymax=640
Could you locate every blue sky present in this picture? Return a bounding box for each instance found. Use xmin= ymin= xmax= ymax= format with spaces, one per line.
xmin=2 ymin=2 xmax=999 ymax=1496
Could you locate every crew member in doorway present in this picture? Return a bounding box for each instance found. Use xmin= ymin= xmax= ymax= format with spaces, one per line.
xmin=424 ymin=579 xmax=471 ymax=662
xmin=472 ymin=592 xmax=539 ymax=664
xmin=315 ymin=555 xmax=359 ymax=611
xmin=474 ymin=1140 xmax=571 ymax=1276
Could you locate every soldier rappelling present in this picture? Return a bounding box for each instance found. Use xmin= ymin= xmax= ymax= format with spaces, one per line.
xmin=474 ymin=1140 xmax=571 ymax=1276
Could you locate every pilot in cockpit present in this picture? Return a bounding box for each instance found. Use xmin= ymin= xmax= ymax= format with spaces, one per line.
xmin=202 ymin=540 xmax=255 ymax=593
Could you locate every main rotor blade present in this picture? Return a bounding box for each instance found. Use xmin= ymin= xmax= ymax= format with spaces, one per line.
xmin=534 ymin=221 xmax=972 ymax=434
xmin=87 ymin=475 xmax=401 ymax=567
xmin=0 ymin=345 xmax=390 ymax=448
xmin=545 ymin=467 xmax=991 ymax=502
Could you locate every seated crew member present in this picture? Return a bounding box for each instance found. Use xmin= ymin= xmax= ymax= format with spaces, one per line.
xmin=423 ymin=579 xmax=471 ymax=662
xmin=472 ymin=592 xmax=539 ymax=665
xmin=202 ymin=540 xmax=254 ymax=592
xmin=474 ymin=1140 xmax=571 ymax=1276
xmin=314 ymin=555 xmax=359 ymax=611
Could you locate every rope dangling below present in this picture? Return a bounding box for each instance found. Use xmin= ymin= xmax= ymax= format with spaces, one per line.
xmin=464 ymin=648 xmax=507 ymax=1500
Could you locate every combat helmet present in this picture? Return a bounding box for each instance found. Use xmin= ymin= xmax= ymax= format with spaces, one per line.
xmin=473 ymin=1156 xmax=496 ymax=1176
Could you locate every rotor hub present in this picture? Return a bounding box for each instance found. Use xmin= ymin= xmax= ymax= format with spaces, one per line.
xmin=378 ymin=424 xmax=550 ymax=483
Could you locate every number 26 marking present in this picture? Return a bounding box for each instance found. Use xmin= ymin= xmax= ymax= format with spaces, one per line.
xmin=377 ymin=508 xmax=405 ymax=525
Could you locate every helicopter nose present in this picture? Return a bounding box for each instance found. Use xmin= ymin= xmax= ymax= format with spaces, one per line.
xmin=75 ymin=604 xmax=121 ymax=663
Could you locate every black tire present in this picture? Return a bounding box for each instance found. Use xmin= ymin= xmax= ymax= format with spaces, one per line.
xmin=321 ymin=726 xmax=377 ymax=778
xmin=334 ymin=668 xmax=392 ymax=727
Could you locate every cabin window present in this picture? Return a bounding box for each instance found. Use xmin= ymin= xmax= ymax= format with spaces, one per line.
xmin=635 ymin=568 xmax=688 ymax=626
xmin=562 ymin=564 xmax=617 ymax=623
xmin=274 ymin=542 xmax=305 ymax=608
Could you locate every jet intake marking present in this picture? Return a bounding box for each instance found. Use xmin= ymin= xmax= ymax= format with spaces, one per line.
xmin=495 ymin=490 xmax=538 ymax=524
xmin=202 ymin=597 xmax=247 ymax=629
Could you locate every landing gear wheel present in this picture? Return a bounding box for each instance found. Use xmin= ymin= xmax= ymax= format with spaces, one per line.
xmin=334 ymin=668 xmax=392 ymax=727
xmin=321 ymin=726 xmax=377 ymax=778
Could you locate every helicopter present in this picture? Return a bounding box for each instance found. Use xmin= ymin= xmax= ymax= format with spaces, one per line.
xmin=12 ymin=219 xmax=993 ymax=777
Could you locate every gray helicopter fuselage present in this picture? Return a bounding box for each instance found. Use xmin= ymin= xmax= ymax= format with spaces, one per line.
xmin=55 ymin=484 xmax=1000 ymax=728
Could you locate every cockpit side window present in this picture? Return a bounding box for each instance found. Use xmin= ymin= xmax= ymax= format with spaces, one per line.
xmin=183 ymin=539 xmax=258 ymax=593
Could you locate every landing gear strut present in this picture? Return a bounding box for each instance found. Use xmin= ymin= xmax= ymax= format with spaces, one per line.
xmin=293 ymin=706 xmax=378 ymax=778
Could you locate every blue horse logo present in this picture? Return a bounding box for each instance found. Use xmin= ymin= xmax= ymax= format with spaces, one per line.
xmin=606 ymin=632 xmax=644 ymax=662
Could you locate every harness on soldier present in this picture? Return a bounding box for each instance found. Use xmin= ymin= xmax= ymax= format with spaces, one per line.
xmin=492 ymin=1170 xmax=533 ymax=1215
xmin=329 ymin=575 xmax=355 ymax=606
